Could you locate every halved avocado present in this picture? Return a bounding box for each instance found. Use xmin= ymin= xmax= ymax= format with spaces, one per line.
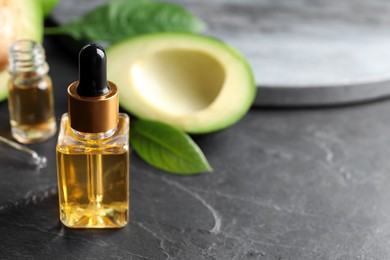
xmin=107 ymin=33 xmax=256 ymax=133
xmin=0 ymin=0 xmax=43 ymax=101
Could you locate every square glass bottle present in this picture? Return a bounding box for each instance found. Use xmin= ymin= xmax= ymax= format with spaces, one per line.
xmin=56 ymin=113 xmax=129 ymax=228
xmin=56 ymin=44 xmax=130 ymax=228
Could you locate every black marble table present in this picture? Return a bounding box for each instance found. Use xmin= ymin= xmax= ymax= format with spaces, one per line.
xmin=0 ymin=38 xmax=390 ymax=259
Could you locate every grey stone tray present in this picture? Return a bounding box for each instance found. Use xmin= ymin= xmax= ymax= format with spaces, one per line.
xmin=51 ymin=0 xmax=390 ymax=106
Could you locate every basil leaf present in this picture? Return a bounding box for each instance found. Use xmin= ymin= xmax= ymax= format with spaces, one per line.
xmin=131 ymin=119 xmax=212 ymax=175
xmin=45 ymin=0 xmax=205 ymax=42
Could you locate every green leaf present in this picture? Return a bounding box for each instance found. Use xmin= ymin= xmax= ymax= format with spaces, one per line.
xmin=41 ymin=0 xmax=59 ymax=17
xmin=131 ymin=119 xmax=212 ymax=175
xmin=45 ymin=0 xmax=205 ymax=42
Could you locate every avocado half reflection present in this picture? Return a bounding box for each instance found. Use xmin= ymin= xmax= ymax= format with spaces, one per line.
xmin=107 ymin=33 xmax=256 ymax=133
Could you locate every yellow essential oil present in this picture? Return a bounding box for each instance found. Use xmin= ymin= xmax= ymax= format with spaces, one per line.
xmin=57 ymin=115 xmax=129 ymax=228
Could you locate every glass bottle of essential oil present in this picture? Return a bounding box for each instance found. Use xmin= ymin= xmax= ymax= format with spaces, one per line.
xmin=56 ymin=44 xmax=130 ymax=228
xmin=7 ymin=40 xmax=56 ymax=143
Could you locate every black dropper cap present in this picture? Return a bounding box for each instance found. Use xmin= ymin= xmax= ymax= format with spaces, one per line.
xmin=76 ymin=44 xmax=110 ymax=97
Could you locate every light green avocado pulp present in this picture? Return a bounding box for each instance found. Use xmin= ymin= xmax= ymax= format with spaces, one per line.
xmin=107 ymin=33 xmax=256 ymax=133
xmin=132 ymin=49 xmax=226 ymax=115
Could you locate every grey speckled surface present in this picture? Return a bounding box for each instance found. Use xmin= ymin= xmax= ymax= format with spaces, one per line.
xmin=51 ymin=0 xmax=390 ymax=106
xmin=1 ymin=38 xmax=390 ymax=259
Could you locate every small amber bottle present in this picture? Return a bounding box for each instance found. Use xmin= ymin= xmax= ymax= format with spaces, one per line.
xmin=7 ymin=40 xmax=56 ymax=144
xmin=56 ymin=44 xmax=130 ymax=228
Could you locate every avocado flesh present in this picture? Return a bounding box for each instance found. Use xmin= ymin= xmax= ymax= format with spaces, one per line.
xmin=107 ymin=33 xmax=256 ymax=133
xmin=0 ymin=0 xmax=43 ymax=101
xmin=131 ymin=49 xmax=226 ymax=115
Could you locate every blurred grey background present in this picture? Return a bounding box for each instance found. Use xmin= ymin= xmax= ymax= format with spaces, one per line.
xmin=52 ymin=0 xmax=390 ymax=106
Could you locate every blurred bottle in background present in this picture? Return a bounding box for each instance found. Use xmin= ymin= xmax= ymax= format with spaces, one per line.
xmin=7 ymin=40 xmax=56 ymax=144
